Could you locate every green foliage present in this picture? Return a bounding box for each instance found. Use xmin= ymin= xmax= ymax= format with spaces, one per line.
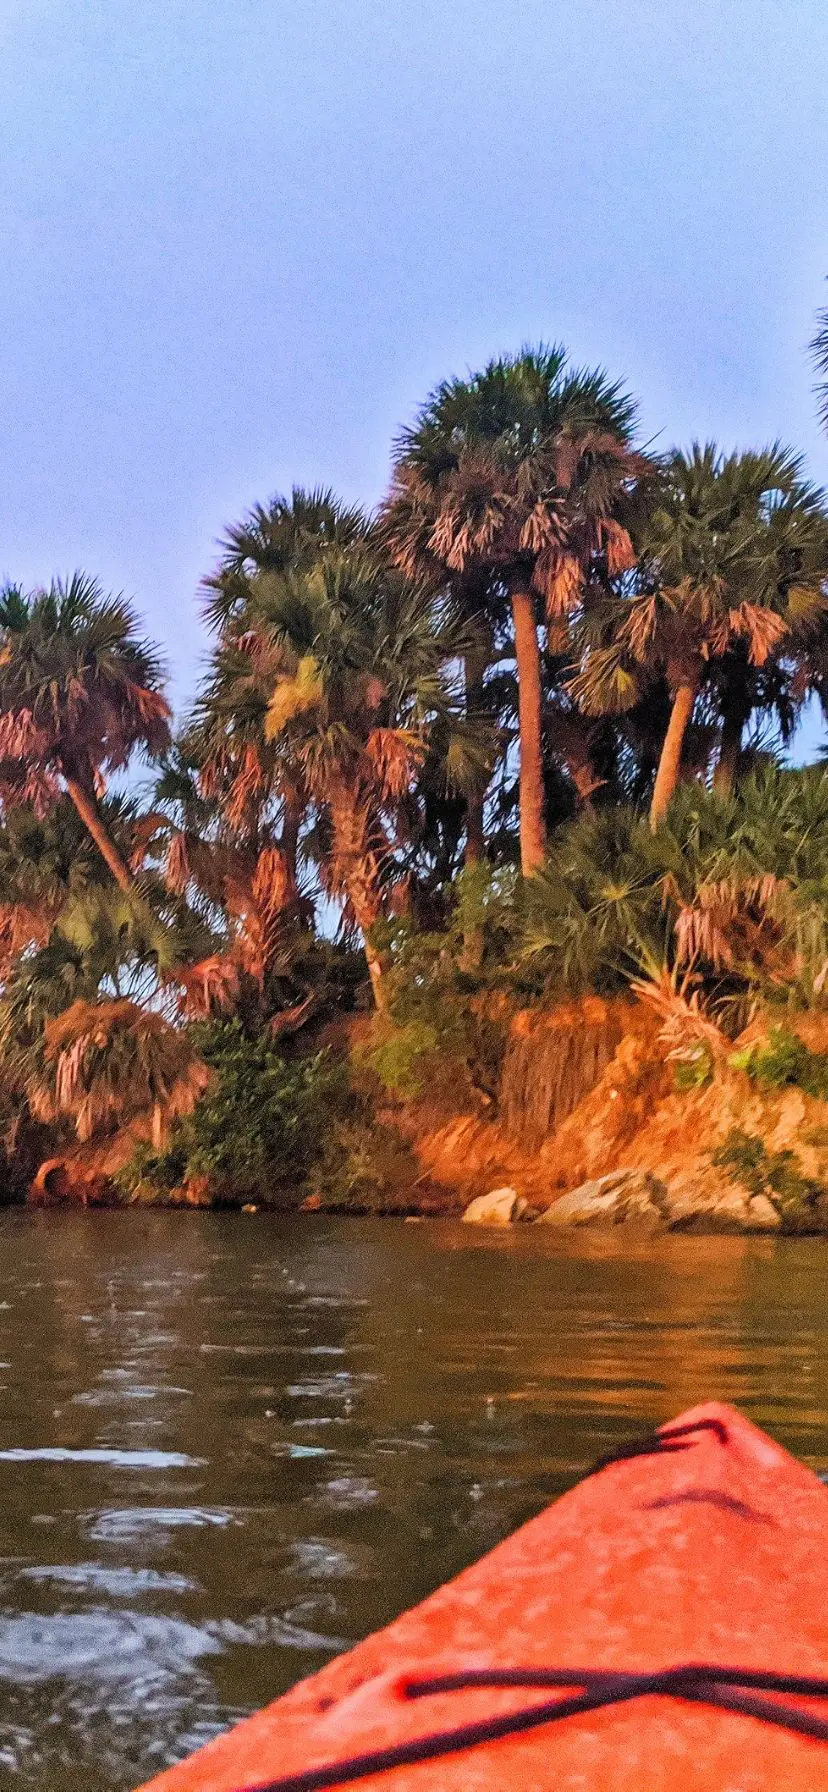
xmin=365 ymin=1020 xmax=441 ymax=1099
xmin=519 ymin=807 xmax=670 ymax=996
xmin=713 ymin=1127 xmax=822 ymax=1226
xmin=117 ymin=1021 xmax=348 ymax=1206
xmin=516 ymin=767 xmax=828 ymax=1015
xmin=364 ymin=866 xmax=522 ymax=1105
xmin=730 ymin=1027 xmax=828 ymax=1097
xmin=312 ymin=1113 xmax=425 ymax=1212
xmin=673 ymin=1044 xmax=715 ymax=1091
xmin=363 ymin=770 xmax=828 ymax=1117
xmin=380 ymin=865 xmax=521 ymax=1005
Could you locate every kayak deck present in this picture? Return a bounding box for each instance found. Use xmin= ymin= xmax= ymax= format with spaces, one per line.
xmin=136 ymin=1402 xmax=828 ymax=1790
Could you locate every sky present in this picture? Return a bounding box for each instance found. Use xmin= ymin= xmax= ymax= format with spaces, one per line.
xmin=1 ymin=0 xmax=828 ymax=750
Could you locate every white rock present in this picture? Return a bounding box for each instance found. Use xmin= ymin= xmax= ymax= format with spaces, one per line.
xmin=536 ymin=1170 xmax=664 ymax=1228
xmin=461 ymin=1187 xmax=527 ymax=1225
xmin=744 ymin=1194 xmax=782 ymax=1231
xmin=709 ymin=1190 xmax=754 ymax=1230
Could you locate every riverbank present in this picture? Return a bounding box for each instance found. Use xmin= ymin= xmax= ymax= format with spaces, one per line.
xmin=431 ymin=1005 xmax=828 ymax=1232
xmin=26 ymin=999 xmax=828 ymax=1234
xmin=351 ymin=1002 xmax=828 ymax=1234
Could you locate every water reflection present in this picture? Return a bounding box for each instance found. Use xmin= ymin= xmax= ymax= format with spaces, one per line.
xmin=0 ymin=1213 xmax=822 ymax=1786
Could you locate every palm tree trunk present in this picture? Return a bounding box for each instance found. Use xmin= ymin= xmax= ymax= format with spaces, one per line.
xmin=649 ymin=680 xmax=698 ymax=830
xmin=279 ymin=786 xmax=303 ymax=914
xmin=63 ymin=776 xmax=133 ymax=892
xmin=465 ymin=793 xmax=485 ymax=864
xmin=460 ymin=791 xmax=485 ymax=972
xmin=510 ymin=584 xmax=546 ymax=875
xmin=461 ymin=645 xmax=490 ymax=868
xmin=714 ymin=698 xmax=750 ymax=795
xmin=459 ymin=661 xmax=486 ymax=968
xmin=327 ymin=775 xmax=388 ymax=1012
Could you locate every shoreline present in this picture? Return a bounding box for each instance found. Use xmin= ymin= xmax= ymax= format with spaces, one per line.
xmin=24 ymin=1000 xmax=828 ymax=1236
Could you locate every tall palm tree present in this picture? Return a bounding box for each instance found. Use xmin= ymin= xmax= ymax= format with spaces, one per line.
xmin=575 ymin=445 xmax=828 ymax=827
xmin=0 ymin=575 xmax=170 ymax=890
xmin=382 ymin=345 xmax=644 ymax=874
xmin=197 ymin=490 xmax=369 ymax=909
xmin=198 ymin=491 xmax=469 ymax=1005
xmin=245 ymin=546 xmax=460 ymax=1008
xmin=811 ymin=296 xmax=828 ymax=437
xmin=202 ymin=486 xmax=369 ymax=630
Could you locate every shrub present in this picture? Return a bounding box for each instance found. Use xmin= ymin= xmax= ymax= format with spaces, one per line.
xmin=365 ymin=866 xmax=519 ymax=1106
xmin=712 ymin=1127 xmax=822 ymax=1226
xmin=673 ymin=1044 xmax=716 ymax=1091
xmin=729 ymin=1027 xmax=828 ymax=1098
xmin=364 ymin=1019 xmax=442 ymax=1099
xmin=117 ymin=1020 xmax=349 ymax=1206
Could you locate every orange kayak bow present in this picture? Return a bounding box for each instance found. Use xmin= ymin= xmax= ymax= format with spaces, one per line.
xmin=135 ymin=1402 xmax=828 ymax=1791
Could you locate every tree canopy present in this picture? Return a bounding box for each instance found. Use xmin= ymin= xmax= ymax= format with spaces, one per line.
xmin=4 ymin=324 xmax=828 ymax=1194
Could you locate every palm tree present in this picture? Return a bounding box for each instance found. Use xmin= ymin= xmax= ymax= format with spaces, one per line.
xmin=707 ymin=652 xmax=800 ymax=795
xmin=197 ymin=490 xmax=468 ymax=1006
xmin=382 ymin=345 xmax=644 ymax=874
xmin=811 ymin=296 xmax=828 ymax=436
xmin=241 ymin=546 xmax=460 ymax=1008
xmin=0 ymin=575 xmax=170 ymax=891
xmin=0 ymin=795 xmax=147 ymax=979
xmin=202 ymin=486 xmax=369 ymax=630
xmin=30 ymin=998 xmax=210 ymax=1147
xmin=191 ymin=628 xmax=309 ymax=932
xmin=196 ymin=490 xmax=370 ymax=913
xmin=0 ymin=822 xmax=218 ymax=1164
xmin=575 ymin=445 xmax=828 ymax=828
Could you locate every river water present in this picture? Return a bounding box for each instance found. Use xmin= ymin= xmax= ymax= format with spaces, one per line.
xmin=0 ymin=1212 xmax=826 ymax=1788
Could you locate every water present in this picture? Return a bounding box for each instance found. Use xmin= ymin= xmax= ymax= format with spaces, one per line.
xmin=0 ymin=1213 xmax=825 ymax=1787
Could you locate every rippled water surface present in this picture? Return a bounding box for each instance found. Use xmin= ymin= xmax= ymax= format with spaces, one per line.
xmin=0 ymin=1213 xmax=826 ymax=1787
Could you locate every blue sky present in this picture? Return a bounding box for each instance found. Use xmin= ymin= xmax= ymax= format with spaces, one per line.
xmin=2 ymin=0 xmax=828 ymax=749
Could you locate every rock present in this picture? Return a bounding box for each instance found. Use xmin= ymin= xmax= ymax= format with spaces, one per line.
xmin=462 ymin=1187 xmax=528 ymax=1225
xmin=662 ymin=1188 xmax=705 ymax=1228
xmin=745 ymin=1194 xmax=782 ymax=1231
xmin=708 ymin=1189 xmax=755 ymax=1231
xmin=660 ymin=1164 xmax=750 ymax=1232
xmin=536 ymin=1169 xmax=665 ymax=1229
xmin=661 ymin=1168 xmax=783 ymax=1233
xmin=812 ymin=1193 xmax=828 ymax=1231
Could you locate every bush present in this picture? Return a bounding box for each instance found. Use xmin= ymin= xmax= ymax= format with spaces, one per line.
xmin=673 ymin=1044 xmax=715 ymax=1091
xmin=729 ymin=1027 xmax=828 ymax=1098
xmin=117 ymin=1020 xmax=349 ymax=1207
xmin=519 ymin=768 xmax=828 ymax=1012
xmin=712 ymin=1127 xmax=822 ymax=1226
xmin=363 ymin=866 xmax=519 ymax=1106
xmin=364 ymin=1019 xmax=442 ymax=1099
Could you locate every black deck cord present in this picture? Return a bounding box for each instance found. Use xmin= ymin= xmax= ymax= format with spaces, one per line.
xmin=229 ymin=1416 xmax=822 ymax=1792
xmin=227 ymin=1665 xmax=828 ymax=1792
xmin=588 ymin=1414 xmax=731 ymax=1475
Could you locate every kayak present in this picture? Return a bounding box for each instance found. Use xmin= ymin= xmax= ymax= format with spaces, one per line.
xmin=135 ymin=1401 xmax=828 ymax=1791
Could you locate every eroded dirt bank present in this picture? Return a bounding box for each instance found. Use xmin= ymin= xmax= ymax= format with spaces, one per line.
xmin=395 ymin=1002 xmax=828 ymax=1232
